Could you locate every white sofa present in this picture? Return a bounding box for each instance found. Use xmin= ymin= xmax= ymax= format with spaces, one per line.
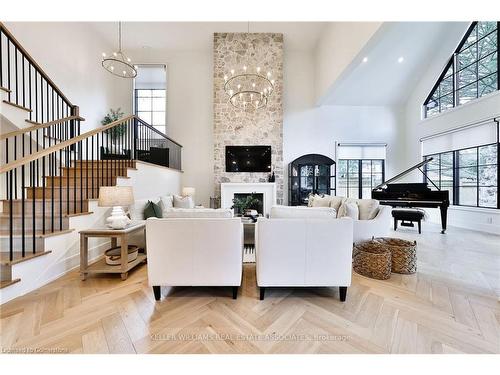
xmin=308 ymin=195 xmax=391 ymax=242
xmin=256 ymin=208 xmax=353 ymax=301
xmin=146 ymin=217 xmax=243 ymax=300
xmin=352 ymin=205 xmax=391 ymax=243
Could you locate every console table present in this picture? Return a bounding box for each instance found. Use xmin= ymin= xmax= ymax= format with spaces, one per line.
xmin=79 ymin=222 xmax=146 ymax=281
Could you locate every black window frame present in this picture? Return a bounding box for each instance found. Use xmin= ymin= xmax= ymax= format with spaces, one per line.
xmin=134 ymin=88 xmax=167 ymax=132
xmin=423 ymin=142 xmax=499 ymax=209
xmin=337 ymin=159 xmax=385 ymax=199
xmin=423 ymin=21 xmax=500 ymax=118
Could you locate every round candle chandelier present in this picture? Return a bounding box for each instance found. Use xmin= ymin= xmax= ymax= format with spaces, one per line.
xmin=223 ymin=22 xmax=275 ymax=110
xmin=101 ymin=22 xmax=137 ymax=79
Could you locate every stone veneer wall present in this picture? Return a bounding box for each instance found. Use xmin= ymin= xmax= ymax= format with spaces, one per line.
xmin=213 ymin=33 xmax=284 ymax=204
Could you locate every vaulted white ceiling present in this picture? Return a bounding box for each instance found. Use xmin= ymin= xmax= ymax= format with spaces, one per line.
xmin=90 ymin=22 xmax=326 ymax=52
xmin=319 ymin=22 xmax=470 ymax=106
xmin=90 ymin=21 xmax=472 ymax=107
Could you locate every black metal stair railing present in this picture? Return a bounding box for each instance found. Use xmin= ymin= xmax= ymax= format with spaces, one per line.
xmin=1 ymin=23 xmax=82 ymax=218
xmin=0 ymin=22 xmax=77 ymax=125
xmin=0 ymin=116 xmax=135 ymax=261
xmin=133 ymin=117 xmax=182 ymax=170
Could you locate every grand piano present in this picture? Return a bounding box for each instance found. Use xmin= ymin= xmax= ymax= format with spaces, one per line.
xmin=371 ymin=158 xmax=450 ymax=233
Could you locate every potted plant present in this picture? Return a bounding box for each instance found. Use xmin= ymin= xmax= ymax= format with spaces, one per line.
xmin=231 ymin=194 xmax=260 ymax=217
xmin=102 ymin=108 xmax=126 ymax=142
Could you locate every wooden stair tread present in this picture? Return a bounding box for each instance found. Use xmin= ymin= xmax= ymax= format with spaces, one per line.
xmin=69 ymin=167 xmax=133 ymax=171
xmin=2 ymin=100 xmax=32 ymax=112
xmin=74 ymin=161 xmax=136 ymax=164
xmin=66 ymin=211 xmax=94 ymax=218
xmin=24 ymin=119 xmax=42 ymax=126
xmin=0 ymin=278 xmax=21 ymax=289
xmin=46 ymin=176 xmax=121 ymax=179
xmin=27 ymin=186 xmax=100 ymax=191
xmin=2 ymin=198 xmax=88 ymax=202
xmin=0 ymin=212 xmax=93 ymax=219
xmin=0 ymin=250 xmax=52 ymax=266
xmin=25 ymin=116 xmax=85 ymax=126
xmin=0 ymin=228 xmax=74 ymax=238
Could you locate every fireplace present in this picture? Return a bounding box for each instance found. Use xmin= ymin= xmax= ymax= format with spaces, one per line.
xmin=220 ymin=183 xmax=277 ymax=217
xmin=233 ymin=193 xmax=264 ymax=216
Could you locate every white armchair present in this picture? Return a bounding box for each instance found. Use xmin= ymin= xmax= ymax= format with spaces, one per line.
xmin=256 ymin=217 xmax=353 ymax=301
xmin=146 ymin=217 xmax=243 ymax=300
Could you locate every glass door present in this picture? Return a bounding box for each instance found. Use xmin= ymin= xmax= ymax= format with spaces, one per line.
xmin=300 ymin=165 xmax=314 ymax=203
xmin=288 ymin=154 xmax=336 ymax=206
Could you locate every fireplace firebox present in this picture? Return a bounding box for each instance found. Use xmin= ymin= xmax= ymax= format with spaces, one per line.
xmin=233 ymin=193 xmax=264 ymax=216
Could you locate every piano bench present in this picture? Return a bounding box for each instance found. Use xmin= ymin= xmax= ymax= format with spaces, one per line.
xmin=392 ymin=209 xmax=425 ymax=234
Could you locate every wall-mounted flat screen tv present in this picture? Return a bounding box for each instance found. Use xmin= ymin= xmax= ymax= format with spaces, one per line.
xmin=225 ymin=146 xmax=271 ymax=172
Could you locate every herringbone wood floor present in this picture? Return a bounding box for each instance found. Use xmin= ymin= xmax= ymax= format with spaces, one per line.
xmin=1 ymin=224 xmax=499 ymax=354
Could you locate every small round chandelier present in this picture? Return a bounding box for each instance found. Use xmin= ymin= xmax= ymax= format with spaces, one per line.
xmin=101 ymin=22 xmax=137 ymax=79
xmin=223 ymin=22 xmax=275 ymax=110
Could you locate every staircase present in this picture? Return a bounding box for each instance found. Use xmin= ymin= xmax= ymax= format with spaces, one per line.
xmin=0 ymin=23 xmax=182 ymax=302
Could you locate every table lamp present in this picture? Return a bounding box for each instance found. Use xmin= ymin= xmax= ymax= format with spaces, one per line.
xmin=182 ymin=187 xmax=196 ymax=200
xmin=98 ymin=186 xmax=134 ymax=229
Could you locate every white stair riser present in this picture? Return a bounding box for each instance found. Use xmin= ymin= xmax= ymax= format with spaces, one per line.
xmin=0 ymin=100 xmax=31 ymax=131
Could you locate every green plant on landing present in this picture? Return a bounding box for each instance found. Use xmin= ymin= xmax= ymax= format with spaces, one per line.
xmin=231 ymin=194 xmax=260 ymax=215
xmin=102 ymin=108 xmax=126 ymax=141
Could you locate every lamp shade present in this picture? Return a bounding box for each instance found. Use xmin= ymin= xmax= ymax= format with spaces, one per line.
xmin=182 ymin=187 xmax=196 ymax=197
xmin=98 ymin=186 xmax=134 ymax=207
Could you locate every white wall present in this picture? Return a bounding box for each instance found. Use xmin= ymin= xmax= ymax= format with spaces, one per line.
xmin=314 ymin=22 xmax=382 ymax=103
xmin=126 ymin=49 xmax=214 ymax=207
xmin=117 ymin=160 xmax=182 ymax=199
xmin=4 ymin=22 xmax=130 ymax=133
xmin=403 ymin=34 xmax=500 ymax=234
xmin=283 ymin=49 xmax=405 ymax=204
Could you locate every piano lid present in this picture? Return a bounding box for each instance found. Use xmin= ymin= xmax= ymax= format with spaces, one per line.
xmin=373 ymin=158 xmax=434 ymax=190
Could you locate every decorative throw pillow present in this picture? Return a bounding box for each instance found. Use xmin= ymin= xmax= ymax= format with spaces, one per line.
xmin=307 ymin=193 xmax=316 ymax=207
xmin=329 ymin=196 xmax=345 ymax=212
xmin=173 ymin=195 xmax=195 ymax=209
xmin=143 ymin=200 xmax=163 ymax=219
xmin=338 ymin=201 xmax=359 ymax=220
xmin=159 ymin=195 xmax=174 ymax=211
xmin=310 ymin=194 xmax=332 ymax=207
xmin=128 ymin=199 xmax=149 ymax=221
xmin=337 ymin=199 xmax=358 ymax=219
xmin=345 ymin=202 xmax=359 ymax=220
xmin=357 ymin=199 xmax=380 ymax=220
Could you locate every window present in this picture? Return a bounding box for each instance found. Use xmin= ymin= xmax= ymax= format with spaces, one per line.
xmin=337 ymin=159 xmax=385 ymax=199
xmin=423 ymin=143 xmax=498 ymax=208
xmin=424 ymin=22 xmax=499 ymax=118
xmin=133 ymin=64 xmax=167 ymax=134
xmin=134 ymin=89 xmax=166 ymax=132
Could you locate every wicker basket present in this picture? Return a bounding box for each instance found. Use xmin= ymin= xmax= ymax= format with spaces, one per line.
xmin=353 ymin=240 xmax=392 ymax=280
xmin=375 ymin=237 xmax=417 ymax=274
xmin=104 ymin=245 xmax=139 ymax=266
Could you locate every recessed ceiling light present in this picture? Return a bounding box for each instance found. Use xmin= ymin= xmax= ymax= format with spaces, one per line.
xmin=398 ymin=56 xmax=404 ymax=63
xmin=362 ymin=57 xmax=368 ymax=63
